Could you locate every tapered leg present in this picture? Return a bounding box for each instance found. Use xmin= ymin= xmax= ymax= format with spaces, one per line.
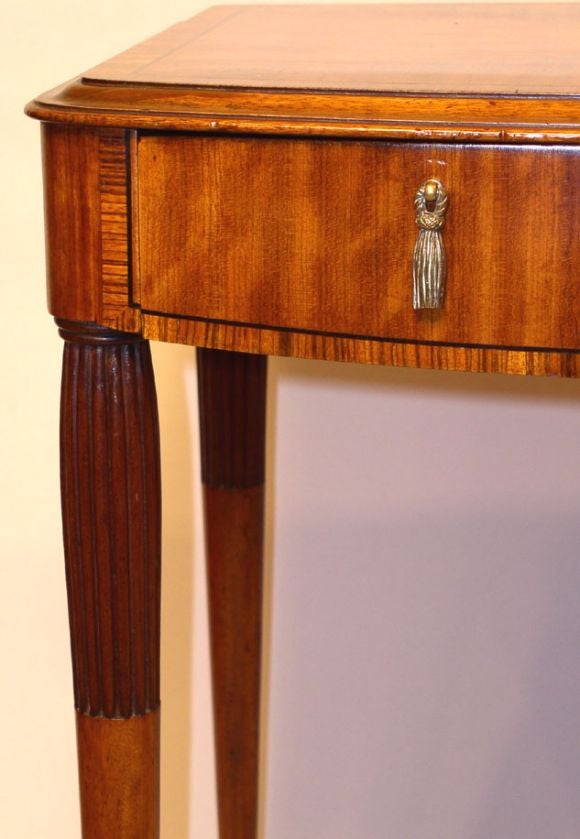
xmin=57 ymin=320 xmax=161 ymax=839
xmin=197 ymin=349 xmax=267 ymax=839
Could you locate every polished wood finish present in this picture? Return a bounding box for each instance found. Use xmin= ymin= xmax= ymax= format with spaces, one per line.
xmin=59 ymin=321 xmax=161 ymax=717
xmin=28 ymin=7 xmax=580 ymax=376
xmin=24 ymin=5 xmax=580 ymax=143
xmin=99 ymin=131 xmax=139 ymax=332
xmin=146 ymin=315 xmax=580 ymax=378
xmin=27 ymin=6 xmax=580 ymax=838
xmin=198 ymin=349 xmax=267 ymax=489
xmin=82 ymin=5 xmax=580 ymax=96
xmin=27 ymin=83 xmax=580 ymax=145
xmin=59 ymin=321 xmax=161 ymax=834
xmin=42 ymin=125 xmax=139 ymax=332
xmin=42 ymin=125 xmax=102 ymax=323
xmin=36 ymin=83 xmax=580 ymax=375
xmin=197 ymin=349 xmax=267 ymax=839
xmin=76 ymin=711 xmax=160 ymax=839
xmin=137 ymin=135 xmax=580 ymax=352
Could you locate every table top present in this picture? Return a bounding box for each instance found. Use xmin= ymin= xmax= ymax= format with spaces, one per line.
xmin=26 ymin=4 xmax=580 ymax=142
xmin=84 ymin=3 xmax=580 ymax=97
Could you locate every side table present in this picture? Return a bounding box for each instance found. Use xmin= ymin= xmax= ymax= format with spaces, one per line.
xmin=26 ymin=5 xmax=580 ymax=837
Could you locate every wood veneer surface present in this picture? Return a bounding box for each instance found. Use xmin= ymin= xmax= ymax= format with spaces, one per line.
xmin=83 ymin=4 xmax=580 ymax=96
xmin=76 ymin=712 xmax=160 ymax=839
xmin=30 ymin=7 xmax=580 ymax=377
xmin=136 ymin=135 xmax=580 ymax=352
xmin=26 ymin=5 xmax=580 ymax=142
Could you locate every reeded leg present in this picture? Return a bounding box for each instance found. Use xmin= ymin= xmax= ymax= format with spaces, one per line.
xmin=197 ymin=349 xmax=267 ymax=839
xmin=57 ymin=320 xmax=161 ymax=839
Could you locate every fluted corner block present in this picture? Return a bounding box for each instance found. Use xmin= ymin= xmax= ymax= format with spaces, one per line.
xmin=57 ymin=320 xmax=161 ymax=719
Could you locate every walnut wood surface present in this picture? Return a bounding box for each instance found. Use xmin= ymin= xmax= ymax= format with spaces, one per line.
xmin=81 ymin=4 xmax=580 ymax=96
xmin=59 ymin=321 xmax=161 ymax=718
xmin=137 ymin=135 xmax=580 ymax=352
xmin=197 ymin=349 xmax=267 ymax=839
xmin=76 ymin=711 xmax=160 ymax=839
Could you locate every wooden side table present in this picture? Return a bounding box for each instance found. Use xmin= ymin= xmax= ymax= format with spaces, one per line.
xmin=26 ymin=5 xmax=580 ymax=837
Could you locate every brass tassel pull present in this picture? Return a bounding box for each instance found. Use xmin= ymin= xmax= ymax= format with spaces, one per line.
xmin=412 ymin=179 xmax=449 ymax=310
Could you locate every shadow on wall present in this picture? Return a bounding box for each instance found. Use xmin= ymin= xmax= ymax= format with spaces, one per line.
xmin=266 ymin=358 xmax=580 ymax=839
xmin=152 ymin=346 xmax=580 ymax=839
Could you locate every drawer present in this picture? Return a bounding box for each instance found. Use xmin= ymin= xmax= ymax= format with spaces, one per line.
xmin=135 ymin=136 xmax=580 ymax=350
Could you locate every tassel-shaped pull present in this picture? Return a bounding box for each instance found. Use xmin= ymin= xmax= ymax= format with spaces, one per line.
xmin=412 ymin=179 xmax=449 ymax=310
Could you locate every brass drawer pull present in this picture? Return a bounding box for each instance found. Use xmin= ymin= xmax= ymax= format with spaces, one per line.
xmin=413 ymin=179 xmax=449 ymax=310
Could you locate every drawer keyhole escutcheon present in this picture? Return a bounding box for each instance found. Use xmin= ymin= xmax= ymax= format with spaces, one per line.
xmin=412 ymin=179 xmax=449 ymax=310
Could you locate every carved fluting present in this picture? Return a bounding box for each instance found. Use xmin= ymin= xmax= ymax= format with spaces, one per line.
xmin=197 ymin=349 xmax=267 ymax=489
xmin=59 ymin=321 xmax=161 ymax=718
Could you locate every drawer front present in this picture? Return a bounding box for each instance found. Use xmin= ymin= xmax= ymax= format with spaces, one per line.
xmin=135 ymin=136 xmax=580 ymax=350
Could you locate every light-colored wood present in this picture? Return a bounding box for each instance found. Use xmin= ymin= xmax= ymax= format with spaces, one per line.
xmin=84 ymin=4 xmax=580 ymax=96
xmin=136 ymin=135 xmax=580 ymax=352
xmin=76 ymin=711 xmax=160 ymax=839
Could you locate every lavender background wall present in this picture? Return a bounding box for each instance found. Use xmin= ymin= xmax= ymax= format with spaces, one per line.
xmin=154 ymin=342 xmax=580 ymax=839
